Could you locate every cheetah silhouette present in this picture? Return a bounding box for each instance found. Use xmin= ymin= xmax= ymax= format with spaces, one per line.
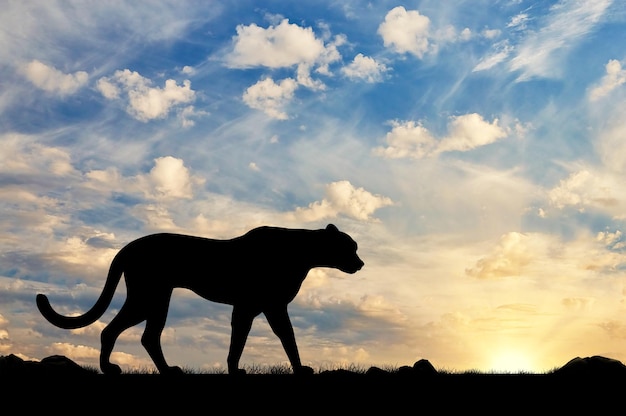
xmin=36 ymin=224 xmax=364 ymax=375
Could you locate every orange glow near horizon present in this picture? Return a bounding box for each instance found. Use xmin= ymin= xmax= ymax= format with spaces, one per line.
xmin=489 ymin=350 xmax=535 ymax=373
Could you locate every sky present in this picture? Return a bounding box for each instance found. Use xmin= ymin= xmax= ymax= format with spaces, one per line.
xmin=1 ymin=0 xmax=626 ymax=374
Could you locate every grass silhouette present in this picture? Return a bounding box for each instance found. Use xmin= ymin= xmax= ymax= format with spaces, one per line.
xmin=2 ymin=354 xmax=624 ymax=414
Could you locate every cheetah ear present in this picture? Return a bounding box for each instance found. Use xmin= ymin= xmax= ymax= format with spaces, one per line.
xmin=326 ymin=224 xmax=339 ymax=232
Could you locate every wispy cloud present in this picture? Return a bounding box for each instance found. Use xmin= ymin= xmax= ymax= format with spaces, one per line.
xmin=509 ymin=0 xmax=613 ymax=81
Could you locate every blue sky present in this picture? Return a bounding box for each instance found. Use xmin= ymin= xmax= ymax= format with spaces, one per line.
xmin=1 ymin=0 xmax=626 ymax=373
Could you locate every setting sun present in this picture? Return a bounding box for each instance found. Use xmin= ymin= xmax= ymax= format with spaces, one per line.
xmin=490 ymin=351 xmax=535 ymax=373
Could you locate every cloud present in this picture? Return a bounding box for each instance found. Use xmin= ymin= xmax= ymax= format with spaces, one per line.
xmin=85 ymin=156 xmax=204 ymax=201
xmin=148 ymin=156 xmax=198 ymax=199
xmin=509 ymin=0 xmax=612 ymax=81
xmin=373 ymin=113 xmax=508 ymax=159
xmin=547 ymin=169 xmax=624 ymax=213
xmin=562 ymin=297 xmax=595 ymax=312
xmin=22 ymin=60 xmax=88 ymax=96
xmin=287 ymin=181 xmax=393 ymax=222
xmin=49 ymin=342 xmax=151 ymax=369
xmin=242 ymin=77 xmax=298 ymax=120
xmin=589 ymin=59 xmax=626 ymax=101
xmin=228 ymin=19 xmax=345 ymax=118
xmin=378 ymin=6 xmax=431 ymax=58
xmin=466 ymin=232 xmax=531 ymax=279
xmin=96 ymin=69 xmax=195 ymax=122
xmin=341 ymin=54 xmax=389 ymax=83
xmin=0 ymin=133 xmax=76 ymax=177
xmin=507 ymin=13 xmax=530 ymax=30
xmin=225 ymin=19 xmax=328 ymax=69
xmin=473 ymin=41 xmax=513 ymax=72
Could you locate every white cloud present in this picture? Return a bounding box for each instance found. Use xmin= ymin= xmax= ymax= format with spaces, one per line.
xmin=509 ymin=0 xmax=612 ymax=81
xmin=96 ymin=77 xmax=121 ymax=99
xmin=287 ymin=181 xmax=393 ymax=222
xmin=373 ymin=113 xmax=508 ymax=159
xmin=225 ymin=19 xmax=328 ymax=69
xmin=97 ymin=69 xmax=196 ymax=122
xmin=589 ymin=59 xmax=626 ymax=101
xmin=547 ymin=168 xmax=626 ymax=216
xmin=373 ymin=120 xmax=436 ymax=159
xmin=84 ymin=156 xmax=204 ymax=201
xmin=181 ymin=65 xmax=196 ymax=75
xmin=378 ymin=6 xmax=431 ymax=58
xmin=295 ymin=64 xmax=326 ymax=90
xmin=548 ymin=170 xmax=595 ymax=210
xmin=242 ymin=77 xmax=298 ymax=120
xmin=482 ymin=28 xmax=501 ymax=39
xmin=178 ymin=105 xmax=208 ymax=128
xmin=507 ymin=13 xmax=529 ymax=30
xmin=341 ymin=54 xmax=389 ymax=83
xmin=22 ymin=60 xmax=88 ymax=96
xmin=378 ymin=6 xmax=471 ymax=58
xmin=226 ymin=19 xmax=347 ymax=119
xmin=473 ymin=41 xmax=513 ymax=72
xmin=149 ymin=156 xmax=196 ymax=199
xmin=437 ymin=113 xmax=508 ymax=153
xmin=459 ymin=28 xmax=472 ymax=41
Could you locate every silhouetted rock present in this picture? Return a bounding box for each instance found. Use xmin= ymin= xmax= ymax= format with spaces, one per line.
xmin=553 ymin=355 xmax=626 ymax=377
xmin=397 ymin=365 xmax=414 ymax=376
xmin=0 ymin=354 xmax=93 ymax=376
xmin=319 ymin=368 xmax=362 ymax=378
xmin=365 ymin=359 xmax=438 ymax=377
xmin=413 ymin=359 xmax=438 ymax=376
xmin=365 ymin=366 xmax=390 ymax=377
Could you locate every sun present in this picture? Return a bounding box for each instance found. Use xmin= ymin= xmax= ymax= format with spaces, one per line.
xmin=490 ymin=350 xmax=535 ymax=373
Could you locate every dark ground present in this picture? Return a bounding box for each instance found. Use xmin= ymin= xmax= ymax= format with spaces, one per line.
xmin=1 ymin=355 xmax=625 ymax=413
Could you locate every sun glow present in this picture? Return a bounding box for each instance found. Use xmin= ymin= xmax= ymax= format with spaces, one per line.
xmin=490 ymin=350 xmax=535 ymax=373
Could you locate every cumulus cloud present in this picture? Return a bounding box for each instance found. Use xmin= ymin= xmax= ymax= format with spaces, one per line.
xmin=96 ymin=69 xmax=195 ymax=122
xmin=84 ymin=156 xmax=204 ymax=201
xmin=378 ymin=6 xmax=431 ymax=58
xmin=547 ymin=169 xmax=623 ymax=213
xmin=373 ymin=113 xmax=508 ymax=159
xmin=589 ymin=59 xmax=626 ymax=101
xmin=287 ymin=180 xmax=393 ymax=222
xmin=22 ymin=60 xmax=88 ymax=96
xmin=149 ymin=156 xmax=197 ymax=199
xmin=341 ymin=54 xmax=389 ymax=83
xmin=225 ymin=19 xmax=327 ymax=69
xmin=227 ymin=19 xmax=345 ymax=118
xmin=242 ymin=77 xmax=297 ymax=120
